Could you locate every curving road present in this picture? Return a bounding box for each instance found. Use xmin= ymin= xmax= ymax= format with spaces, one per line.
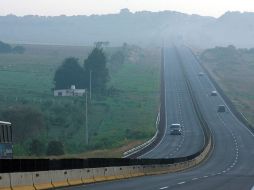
xmin=63 ymin=45 xmax=254 ymax=190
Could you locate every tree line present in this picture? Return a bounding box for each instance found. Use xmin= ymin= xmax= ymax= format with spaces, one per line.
xmin=54 ymin=47 xmax=109 ymax=93
xmin=0 ymin=41 xmax=25 ymax=54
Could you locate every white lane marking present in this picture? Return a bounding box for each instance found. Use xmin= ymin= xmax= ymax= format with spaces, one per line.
xmin=192 ymin=177 xmax=198 ymax=180
xmin=178 ymin=181 xmax=186 ymax=185
xmin=159 ymin=186 xmax=168 ymax=189
xmin=251 ymin=185 xmax=254 ymax=190
xmin=217 ymin=172 xmax=221 ymax=175
xmin=203 ymin=176 xmax=208 ymax=178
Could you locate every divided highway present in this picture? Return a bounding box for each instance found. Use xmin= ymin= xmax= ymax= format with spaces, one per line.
xmin=63 ymin=45 xmax=254 ymax=190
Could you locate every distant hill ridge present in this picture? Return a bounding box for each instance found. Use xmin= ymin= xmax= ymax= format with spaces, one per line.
xmin=0 ymin=9 xmax=253 ymax=48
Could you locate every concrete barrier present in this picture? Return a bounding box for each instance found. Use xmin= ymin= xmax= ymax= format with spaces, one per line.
xmin=67 ymin=169 xmax=83 ymax=186
xmin=10 ymin=172 xmax=35 ymax=190
xmin=130 ymin=166 xmax=140 ymax=177
xmin=81 ymin=169 xmax=94 ymax=184
xmin=32 ymin=171 xmax=53 ymax=190
xmin=0 ymin=173 xmax=11 ymax=190
xmin=114 ymin=167 xmax=125 ymax=179
xmin=93 ymin=168 xmax=106 ymax=182
xmin=50 ymin=170 xmax=69 ymax=188
xmin=104 ymin=167 xmax=116 ymax=181
xmin=122 ymin=166 xmax=132 ymax=178
xmin=143 ymin=165 xmax=155 ymax=175
xmin=153 ymin=165 xmax=167 ymax=175
xmin=137 ymin=166 xmax=145 ymax=176
xmin=4 ymin=137 xmax=212 ymax=190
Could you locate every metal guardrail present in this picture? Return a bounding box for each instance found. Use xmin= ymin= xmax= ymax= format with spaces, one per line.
xmin=123 ymin=112 xmax=160 ymax=158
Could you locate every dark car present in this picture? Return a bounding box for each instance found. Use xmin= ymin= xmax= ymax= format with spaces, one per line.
xmin=217 ymin=105 xmax=226 ymax=113
xmin=211 ymin=91 xmax=217 ymax=96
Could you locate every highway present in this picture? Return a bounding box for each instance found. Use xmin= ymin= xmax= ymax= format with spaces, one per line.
xmin=63 ymin=45 xmax=254 ymax=190
xmin=140 ymin=46 xmax=204 ymax=158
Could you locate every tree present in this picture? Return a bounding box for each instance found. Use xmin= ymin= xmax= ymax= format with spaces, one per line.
xmin=0 ymin=41 xmax=12 ymax=53
xmin=54 ymin=57 xmax=87 ymax=90
xmin=109 ymin=50 xmax=125 ymax=72
xmin=46 ymin=140 xmax=64 ymax=156
xmin=84 ymin=47 xmax=109 ymax=92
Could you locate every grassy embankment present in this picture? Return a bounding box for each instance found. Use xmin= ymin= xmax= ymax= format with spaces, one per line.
xmin=0 ymin=44 xmax=161 ymax=158
xmin=199 ymin=45 xmax=254 ymax=126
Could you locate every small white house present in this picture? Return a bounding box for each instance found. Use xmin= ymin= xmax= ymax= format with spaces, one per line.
xmin=54 ymin=85 xmax=86 ymax=97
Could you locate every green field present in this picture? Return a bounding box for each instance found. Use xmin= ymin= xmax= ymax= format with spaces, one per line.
xmin=0 ymin=44 xmax=161 ymax=157
xmin=200 ymin=46 xmax=254 ymax=127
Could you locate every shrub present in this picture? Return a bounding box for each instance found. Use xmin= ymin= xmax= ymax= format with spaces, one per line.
xmin=46 ymin=140 xmax=64 ymax=156
xmin=29 ymin=139 xmax=45 ymax=156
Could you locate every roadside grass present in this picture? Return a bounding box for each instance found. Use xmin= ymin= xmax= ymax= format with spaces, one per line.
xmin=0 ymin=44 xmax=161 ymax=157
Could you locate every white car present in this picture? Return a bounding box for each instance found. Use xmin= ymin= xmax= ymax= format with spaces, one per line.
xmin=169 ymin=124 xmax=182 ymax=135
xmin=198 ymin=72 xmax=204 ymax=76
xmin=211 ymin=91 xmax=217 ymax=96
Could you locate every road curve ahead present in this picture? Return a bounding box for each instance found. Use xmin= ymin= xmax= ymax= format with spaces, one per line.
xmin=62 ymin=45 xmax=254 ymax=190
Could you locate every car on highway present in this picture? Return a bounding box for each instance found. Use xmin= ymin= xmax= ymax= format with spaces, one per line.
xmin=169 ymin=124 xmax=182 ymax=135
xmin=211 ymin=91 xmax=217 ymax=96
xmin=217 ymin=105 xmax=226 ymax=113
xmin=198 ymin=72 xmax=204 ymax=76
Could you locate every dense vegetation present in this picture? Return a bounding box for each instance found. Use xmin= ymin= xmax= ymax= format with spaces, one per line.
xmin=54 ymin=47 xmax=109 ymax=92
xmin=54 ymin=57 xmax=86 ymax=89
xmin=0 ymin=44 xmax=160 ymax=157
xmin=200 ymin=45 xmax=254 ymax=128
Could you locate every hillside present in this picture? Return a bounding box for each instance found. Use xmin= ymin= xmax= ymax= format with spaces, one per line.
xmin=1 ymin=10 xmax=254 ymax=47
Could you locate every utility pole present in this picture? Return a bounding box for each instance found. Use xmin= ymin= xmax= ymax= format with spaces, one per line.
xmin=85 ymin=90 xmax=88 ymax=145
xmin=89 ymin=70 xmax=92 ymax=101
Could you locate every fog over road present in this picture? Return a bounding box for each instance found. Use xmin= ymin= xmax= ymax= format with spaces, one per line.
xmin=63 ymin=45 xmax=254 ymax=190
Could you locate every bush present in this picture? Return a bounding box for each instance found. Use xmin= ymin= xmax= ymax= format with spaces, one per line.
xmin=1 ymin=105 xmax=45 ymax=142
xmin=46 ymin=140 xmax=64 ymax=156
xmin=29 ymin=139 xmax=45 ymax=156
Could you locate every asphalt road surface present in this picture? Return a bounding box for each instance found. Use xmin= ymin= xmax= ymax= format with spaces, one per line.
xmin=63 ymin=45 xmax=254 ymax=190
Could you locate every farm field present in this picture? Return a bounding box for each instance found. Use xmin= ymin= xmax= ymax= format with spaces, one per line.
xmin=0 ymin=44 xmax=161 ymax=157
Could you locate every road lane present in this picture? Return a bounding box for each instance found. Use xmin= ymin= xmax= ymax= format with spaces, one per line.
xmin=140 ymin=46 xmax=204 ymax=158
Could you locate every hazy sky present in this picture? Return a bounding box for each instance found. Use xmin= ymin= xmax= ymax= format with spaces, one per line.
xmin=1 ymin=0 xmax=254 ymax=17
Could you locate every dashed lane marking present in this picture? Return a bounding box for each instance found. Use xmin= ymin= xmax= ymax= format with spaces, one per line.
xmin=159 ymin=186 xmax=168 ymax=189
xmin=178 ymin=182 xmax=186 ymax=185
